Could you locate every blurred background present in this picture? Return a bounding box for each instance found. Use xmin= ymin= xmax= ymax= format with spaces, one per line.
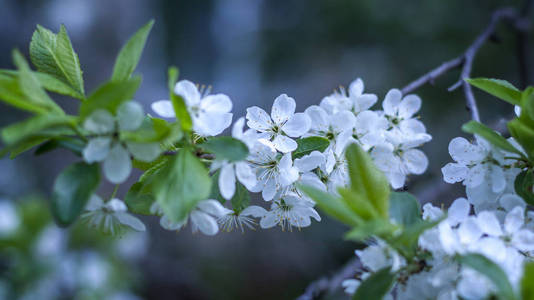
xmin=0 ymin=0 xmax=531 ymax=299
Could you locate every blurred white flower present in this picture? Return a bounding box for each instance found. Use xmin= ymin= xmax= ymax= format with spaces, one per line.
xmin=82 ymin=195 xmax=145 ymax=235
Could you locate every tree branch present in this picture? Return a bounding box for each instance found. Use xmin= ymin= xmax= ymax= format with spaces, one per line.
xmin=298 ymin=4 xmax=533 ymax=299
xmin=401 ymin=7 xmax=526 ymax=121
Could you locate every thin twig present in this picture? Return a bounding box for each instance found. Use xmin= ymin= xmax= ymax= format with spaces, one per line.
xmin=298 ymin=5 xmax=533 ymax=299
xmin=402 ymin=7 xmax=520 ymax=122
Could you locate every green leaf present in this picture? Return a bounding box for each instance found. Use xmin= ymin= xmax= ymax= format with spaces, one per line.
xmin=111 ymin=20 xmax=154 ymax=81
xmin=12 ymin=50 xmax=64 ymax=114
xmin=521 ymin=261 xmax=534 ymax=300
xmin=462 ymin=121 xmax=524 ymax=157
xmin=457 ymin=254 xmax=517 ymax=300
xmin=0 ymin=75 xmax=50 ymax=114
xmin=29 ymin=25 xmax=85 ymax=96
xmin=353 ymin=267 xmax=395 ymax=300
xmin=171 ymin=93 xmax=192 ymax=132
xmin=388 ymin=219 xmax=440 ymax=258
xmin=125 ymin=182 xmax=155 ymax=215
xmin=8 ymin=136 xmax=51 ymax=158
xmin=292 ymin=136 xmax=330 ymax=159
xmin=508 ymin=119 xmax=534 ymax=160
xmin=51 ymin=162 xmax=100 ymax=226
xmin=34 ymin=137 xmax=85 ymax=156
xmin=1 ymin=114 xmax=76 ymax=145
xmin=200 ymin=136 xmax=249 ymax=162
xmin=208 ymin=170 xmax=226 ymax=204
xmin=299 ymin=184 xmax=362 ymax=227
xmin=168 ymin=66 xmax=179 ymax=91
xmin=0 ymin=69 xmax=84 ymax=100
xmin=231 ymin=182 xmax=250 ymax=213
xmin=79 ymin=77 xmax=141 ymax=119
xmin=389 ymin=192 xmax=420 ymax=226
xmin=514 ymin=171 xmax=534 ymax=206
xmin=345 ymin=143 xmax=390 ymax=218
xmin=120 ymin=117 xmax=182 ymax=143
xmin=344 ymin=219 xmax=396 ymax=242
xmin=338 ymin=187 xmax=380 ymax=221
xmin=153 ymin=149 xmax=211 ymax=222
xmin=466 ymin=78 xmax=521 ymax=106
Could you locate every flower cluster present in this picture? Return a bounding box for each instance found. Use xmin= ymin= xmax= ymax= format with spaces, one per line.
xmin=150 ymin=78 xmax=431 ymax=235
xmin=343 ymin=135 xmax=533 ymax=300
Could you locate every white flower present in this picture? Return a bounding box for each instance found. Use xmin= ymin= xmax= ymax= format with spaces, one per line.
xmin=82 ymin=102 xmax=162 ymax=184
xmin=151 ymin=80 xmax=233 ymax=136
xmin=352 ymin=110 xmax=388 ymax=149
xmin=246 ymin=94 xmax=311 ymax=153
xmin=248 ymin=140 xmax=299 ymax=201
xmin=82 ymin=195 xmax=146 ymax=235
xmin=341 ymin=279 xmax=360 ymax=295
xmin=0 ymin=200 xmax=19 ymax=237
xmin=211 ymin=118 xmax=257 ymax=200
xmin=441 ymin=136 xmax=506 ymax=191
xmin=381 ymin=89 xmax=424 ymax=133
xmin=320 ymin=78 xmax=378 ymax=115
xmin=218 ymin=206 xmax=267 ymax=232
xmin=356 ymin=240 xmax=405 ymax=272
xmin=259 ymin=193 xmax=321 ymax=230
xmin=159 ymin=200 xmax=232 ymax=236
xmin=304 ymin=105 xmax=355 ymax=148
xmin=371 ymin=133 xmax=430 ymax=189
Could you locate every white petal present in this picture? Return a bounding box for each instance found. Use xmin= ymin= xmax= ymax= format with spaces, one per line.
xmin=330 ymin=110 xmax=356 ymax=133
xmin=83 ymin=137 xmax=111 ymax=163
xmin=115 ymin=212 xmax=146 ymax=232
xmin=279 ymin=167 xmax=299 ymax=187
xmin=240 ymin=205 xmax=267 ymax=218
xmin=382 ymin=89 xmax=402 ymax=116
xmin=499 ymin=194 xmax=526 ymax=211
xmin=490 ymin=165 xmax=506 ymax=193
xmin=305 ymin=105 xmax=329 ymax=132
xmin=282 ymin=113 xmax=311 ymax=137
xmin=294 ymin=151 xmax=325 ymax=172
xmin=458 ymin=217 xmax=482 ymax=244
xmin=84 ymin=109 xmax=115 ymax=134
xmin=512 ymin=229 xmax=534 ymax=251
xmin=200 ymin=94 xmax=232 ymax=113
xmin=272 ymin=135 xmax=297 ymax=153
xmin=476 ymin=211 xmax=503 ymax=236
xmin=246 ymin=106 xmax=273 ymax=131
xmin=348 ymin=78 xmax=364 ymax=96
xmin=260 ymin=212 xmax=279 ymax=228
xmin=219 ymin=163 xmax=236 ymax=200
xmin=106 ymin=198 xmax=127 ymax=212
xmin=103 ymin=144 xmax=132 ymax=184
xmin=448 ymin=197 xmax=470 ymax=226
xmin=271 ymin=94 xmax=296 ymax=124
xmin=398 ymin=94 xmax=421 ymax=119
xmin=448 ymin=137 xmax=485 ymax=165
xmin=402 ymin=149 xmax=428 ymax=175
xmin=515 ymin=105 xmax=521 ymax=117
xmin=196 ymin=199 xmax=232 ymax=217
xmin=465 ymin=164 xmax=486 ymax=188
xmin=387 ymin=172 xmax=405 ymax=189
xmin=194 ymin=112 xmax=232 ymax=136
xmin=441 ymin=163 xmax=468 ymax=183
xmin=151 ymin=100 xmax=175 ymax=118
xmin=126 ymin=142 xmax=162 ymax=162
xmin=231 ymin=117 xmax=246 ymax=139
xmin=235 ymin=162 xmax=257 ymax=190
xmin=399 ymin=119 xmax=426 ymax=134
xmin=353 ymin=94 xmax=377 ymax=112
xmin=190 ymin=211 xmax=219 ymax=235
xmin=174 ymin=80 xmax=200 ymax=106
xmin=117 ymin=102 xmax=144 ymax=131
xmin=261 ymin=179 xmax=277 ymax=201
xmin=504 ymin=206 xmax=524 ymax=234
